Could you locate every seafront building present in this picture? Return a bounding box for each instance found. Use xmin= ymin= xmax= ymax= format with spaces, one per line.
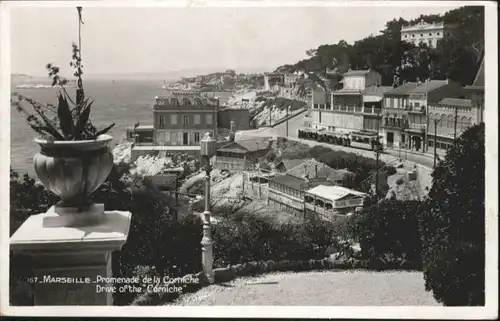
xmin=400 ymin=21 xmax=456 ymax=48
xmin=127 ymin=90 xmax=250 ymax=161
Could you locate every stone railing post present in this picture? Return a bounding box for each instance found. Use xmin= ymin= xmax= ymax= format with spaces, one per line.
xmin=10 ymin=204 xmax=132 ymax=305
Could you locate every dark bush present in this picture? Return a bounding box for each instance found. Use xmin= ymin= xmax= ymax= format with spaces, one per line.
xmin=351 ymin=199 xmax=424 ymax=270
xmin=419 ymin=123 xmax=485 ymax=306
xmin=212 ymin=215 xmax=347 ymax=268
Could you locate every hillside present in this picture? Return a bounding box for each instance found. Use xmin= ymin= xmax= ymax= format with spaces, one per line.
xmin=275 ymin=6 xmax=484 ymax=86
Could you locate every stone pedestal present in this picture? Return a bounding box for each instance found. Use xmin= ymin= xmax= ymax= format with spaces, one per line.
xmin=10 ymin=204 xmax=131 ymax=306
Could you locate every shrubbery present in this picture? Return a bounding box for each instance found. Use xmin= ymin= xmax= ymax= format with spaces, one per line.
xmin=212 ymin=215 xmax=355 ymax=267
xmin=419 ymin=123 xmax=485 ymax=306
xmin=352 ymin=199 xmax=424 ymax=270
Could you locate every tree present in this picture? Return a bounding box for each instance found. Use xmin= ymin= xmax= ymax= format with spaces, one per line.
xmin=419 ymin=123 xmax=485 ymax=306
xmin=352 ymin=199 xmax=424 ymax=269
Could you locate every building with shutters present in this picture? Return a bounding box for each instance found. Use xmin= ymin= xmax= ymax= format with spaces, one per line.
xmin=310 ymin=69 xmax=383 ymax=133
xmin=126 ymin=90 xmax=249 ymax=160
xmin=381 ymin=79 xmax=465 ymax=151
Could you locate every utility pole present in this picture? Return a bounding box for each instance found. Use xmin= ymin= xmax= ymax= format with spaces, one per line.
xmin=269 ymin=105 xmax=272 ymax=127
xmin=433 ymin=119 xmax=439 ymax=168
xmin=453 ymin=107 xmax=458 ymax=140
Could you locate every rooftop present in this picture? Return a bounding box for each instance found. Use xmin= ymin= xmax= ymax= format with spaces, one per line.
xmin=408 ymin=80 xmax=449 ymax=94
xmin=306 ymin=185 xmax=367 ymax=202
xmin=286 ymin=159 xmax=354 ymax=183
xmin=332 ymin=88 xmax=363 ymax=95
xmin=279 ymin=158 xmax=309 ymax=171
xmin=384 ymin=83 xmax=419 ymax=96
xmin=363 ymin=85 xmax=394 ymax=96
xmin=269 ymin=173 xmax=306 ymax=190
xmin=342 ymin=69 xmax=372 ymax=76
xmin=473 ymin=58 xmax=484 ymax=87
xmin=384 ymin=80 xmax=449 ymax=96
xmin=436 ymin=98 xmax=473 ymax=108
xmin=219 ymin=137 xmax=272 ymax=152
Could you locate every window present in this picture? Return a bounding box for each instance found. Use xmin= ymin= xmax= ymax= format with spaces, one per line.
xmin=404 ymin=35 xmax=408 ymax=38
xmin=157 ymin=99 xmax=165 ymax=106
xmin=170 ymin=114 xmax=178 ymax=125
xmin=158 ymin=115 xmax=165 ymax=128
xmin=183 ymin=115 xmax=189 ymax=126
xmin=194 ymin=132 xmax=200 ymax=143
xmin=194 ymin=114 xmax=201 ymax=125
xmin=412 ymin=34 xmax=415 ymax=38
xmin=437 ymin=32 xmax=440 ymax=36
xmin=420 ymin=33 xmax=423 ymax=37
xmin=429 ymin=33 xmax=432 ymax=36
xmin=314 ymin=104 xmax=319 ymax=109
xmin=206 ymin=114 xmax=213 ymax=125
xmin=415 ymin=102 xmax=420 ymax=108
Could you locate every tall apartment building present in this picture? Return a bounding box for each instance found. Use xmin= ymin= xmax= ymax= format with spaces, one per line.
xmin=401 ymin=21 xmax=456 ymax=48
xmin=381 ymin=79 xmax=465 ymax=151
xmin=310 ymin=69 xmax=383 ymax=133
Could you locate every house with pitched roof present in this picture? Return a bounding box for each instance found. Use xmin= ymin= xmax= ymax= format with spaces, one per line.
xmin=267 ymin=159 xmax=356 ymax=217
xmin=381 ymin=79 xmax=465 ymax=151
xmin=214 ymin=137 xmax=272 ymax=170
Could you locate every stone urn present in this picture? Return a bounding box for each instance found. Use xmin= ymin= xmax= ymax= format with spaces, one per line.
xmin=33 ymin=134 xmax=114 ymax=223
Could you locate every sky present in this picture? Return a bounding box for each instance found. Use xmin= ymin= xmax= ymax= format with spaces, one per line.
xmin=9 ymin=2 xmax=464 ymax=78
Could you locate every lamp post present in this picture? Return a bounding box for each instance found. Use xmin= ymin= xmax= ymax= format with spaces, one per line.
xmin=200 ymin=132 xmax=216 ymax=284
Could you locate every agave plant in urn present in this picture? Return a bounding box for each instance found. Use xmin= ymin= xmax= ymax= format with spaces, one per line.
xmin=12 ymin=14 xmax=115 ymax=227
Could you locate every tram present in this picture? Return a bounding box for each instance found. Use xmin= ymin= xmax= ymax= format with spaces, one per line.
xmin=298 ymin=128 xmax=383 ymax=152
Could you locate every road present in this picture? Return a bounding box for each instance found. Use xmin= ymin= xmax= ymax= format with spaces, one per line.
xmin=238 ymin=113 xmax=436 ymax=169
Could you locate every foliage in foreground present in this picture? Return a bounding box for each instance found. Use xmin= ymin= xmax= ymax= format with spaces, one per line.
xmin=352 ymin=199 xmax=424 ymax=270
xmin=419 ymin=123 xmax=485 ymax=306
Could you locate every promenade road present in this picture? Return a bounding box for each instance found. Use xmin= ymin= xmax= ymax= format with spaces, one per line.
xmin=237 ymin=113 xmax=437 ymax=169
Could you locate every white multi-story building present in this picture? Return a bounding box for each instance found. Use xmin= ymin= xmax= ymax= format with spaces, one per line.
xmin=310 ymin=69 xmax=382 ymax=133
xmin=401 ymin=21 xmax=456 ymax=48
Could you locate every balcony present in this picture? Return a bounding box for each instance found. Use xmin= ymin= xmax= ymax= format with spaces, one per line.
xmin=331 ymin=105 xmax=364 ymax=114
xmin=382 ymin=118 xmax=407 ymax=130
xmin=406 ymin=105 xmax=426 ymax=114
xmin=362 ymin=106 xmax=382 ymax=115
xmin=408 ymin=123 xmax=427 ymax=132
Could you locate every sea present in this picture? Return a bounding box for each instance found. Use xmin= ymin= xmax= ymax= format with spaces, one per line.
xmin=9 ymin=79 xmax=234 ymax=176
